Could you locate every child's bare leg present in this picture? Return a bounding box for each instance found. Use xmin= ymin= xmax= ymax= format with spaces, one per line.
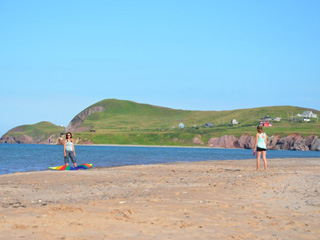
xmin=256 ymin=152 xmax=261 ymax=171
xmin=262 ymin=151 xmax=267 ymax=170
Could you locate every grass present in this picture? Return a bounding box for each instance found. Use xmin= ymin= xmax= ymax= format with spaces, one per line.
xmin=3 ymin=121 xmax=65 ymax=142
xmin=3 ymin=99 xmax=319 ymax=145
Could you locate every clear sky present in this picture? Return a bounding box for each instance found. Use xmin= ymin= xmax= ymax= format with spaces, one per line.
xmin=1 ymin=0 xmax=319 ymax=136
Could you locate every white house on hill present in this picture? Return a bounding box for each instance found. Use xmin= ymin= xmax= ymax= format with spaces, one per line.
xmin=230 ymin=119 xmax=238 ymax=125
xmin=302 ymin=111 xmax=318 ymax=118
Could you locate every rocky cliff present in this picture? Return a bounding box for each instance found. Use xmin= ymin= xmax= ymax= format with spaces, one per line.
xmin=0 ymin=134 xmax=59 ymax=144
xmin=207 ymin=134 xmax=320 ymax=151
xmin=66 ymin=106 xmax=105 ymax=132
xmin=1 ymin=131 xmax=319 ymax=151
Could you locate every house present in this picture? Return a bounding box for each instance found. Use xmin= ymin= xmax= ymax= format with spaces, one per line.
xmin=260 ymin=121 xmax=272 ymax=127
xmin=273 ymin=117 xmax=281 ymax=122
xmin=205 ymin=122 xmax=214 ymax=127
xmin=264 ymin=115 xmax=272 ymax=121
xmin=230 ymin=119 xmax=238 ymax=125
xmin=302 ymin=111 xmax=318 ymax=118
xmin=179 ymin=122 xmax=185 ymax=129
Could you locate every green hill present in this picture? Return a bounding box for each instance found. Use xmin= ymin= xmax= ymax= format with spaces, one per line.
xmin=1 ymin=121 xmax=64 ymax=144
xmin=66 ymin=99 xmax=319 ymax=145
xmin=1 ymin=99 xmax=319 ymax=145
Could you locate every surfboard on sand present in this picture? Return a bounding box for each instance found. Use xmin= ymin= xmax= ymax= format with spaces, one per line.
xmin=48 ymin=163 xmax=92 ymax=171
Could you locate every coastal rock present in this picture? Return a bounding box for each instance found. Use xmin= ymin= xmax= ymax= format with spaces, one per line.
xmin=234 ymin=134 xmax=255 ymax=149
xmin=192 ymin=137 xmax=204 ymax=145
xmin=0 ymin=134 xmax=60 ymax=144
xmin=0 ymin=134 xmax=34 ymax=144
xmin=276 ymin=134 xmax=304 ymax=150
xmin=310 ymin=136 xmax=320 ymax=151
xmin=305 ymin=135 xmax=316 ymax=148
xmin=292 ymin=139 xmax=309 ymax=151
xmin=205 ymin=133 xmax=319 ymax=151
xmin=267 ymin=134 xmax=280 ymax=150
xmin=207 ymin=135 xmax=236 ymax=148
xmin=58 ymin=137 xmax=64 ymax=145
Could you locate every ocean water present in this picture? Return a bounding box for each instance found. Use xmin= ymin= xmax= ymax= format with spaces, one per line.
xmin=0 ymin=144 xmax=319 ymax=175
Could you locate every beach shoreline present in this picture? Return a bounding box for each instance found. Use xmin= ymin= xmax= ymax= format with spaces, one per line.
xmin=62 ymin=142 xmax=228 ymax=149
xmin=1 ymin=158 xmax=320 ymax=239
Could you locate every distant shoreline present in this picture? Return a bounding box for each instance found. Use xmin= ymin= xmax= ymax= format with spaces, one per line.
xmin=0 ymin=142 xmax=317 ymax=152
xmin=76 ymin=143 xmax=225 ymax=149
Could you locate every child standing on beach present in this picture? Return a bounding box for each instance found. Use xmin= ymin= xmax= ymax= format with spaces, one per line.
xmin=64 ymin=132 xmax=77 ymax=167
xmin=253 ymin=126 xmax=267 ymax=171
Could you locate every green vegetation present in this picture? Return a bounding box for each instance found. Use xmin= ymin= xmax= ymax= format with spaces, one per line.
xmin=3 ymin=121 xmax=65 ymax=142
xmin=3 ymin=99 xmax=319 ymax=145
xmin=71 ymin=99 xmax=319 ymax=145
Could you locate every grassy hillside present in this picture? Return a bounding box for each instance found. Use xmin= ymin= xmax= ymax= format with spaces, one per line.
xmin=75 ymin=99 xmax=319 ymax=131
xmin=71 ymin=99 xmax=319 ymax=145
xmin=2 ymin=99 xmax=319 ymax=145
xmin=2 ymin=121 xmax=65 ymax=142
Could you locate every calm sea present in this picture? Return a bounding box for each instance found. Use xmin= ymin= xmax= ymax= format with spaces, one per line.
xmin=0 ymin=144 xmax=319 ymax=175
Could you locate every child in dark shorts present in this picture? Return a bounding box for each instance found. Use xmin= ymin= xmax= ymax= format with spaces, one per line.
xmin=253 ymin=126 xmax=267 ymax=170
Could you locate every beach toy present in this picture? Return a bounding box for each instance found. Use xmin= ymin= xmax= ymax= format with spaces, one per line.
xmin=48 ymin=163 xmax=92 ymax=171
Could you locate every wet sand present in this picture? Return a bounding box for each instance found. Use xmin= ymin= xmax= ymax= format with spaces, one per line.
xmin=1 ymin=158 xmax=320 ymax=240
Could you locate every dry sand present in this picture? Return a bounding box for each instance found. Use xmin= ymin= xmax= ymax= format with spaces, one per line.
xmin=1 ymin=158 xmax=320 ymax=240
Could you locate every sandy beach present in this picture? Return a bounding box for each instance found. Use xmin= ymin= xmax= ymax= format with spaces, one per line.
xmin=1 ymin=158 xmax=320 ymax=240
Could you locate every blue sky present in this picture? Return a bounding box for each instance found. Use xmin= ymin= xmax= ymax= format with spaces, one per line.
xmin=0 ymin=0 xmax=319 ymax=136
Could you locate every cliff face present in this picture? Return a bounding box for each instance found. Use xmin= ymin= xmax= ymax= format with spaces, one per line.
xmin=208 ymin=135 xmax=237 ymax=148
xmin=207 ymin=134 xmax=320 ymax=151
xmin=66 ymin=106 xmax=105 ymax=132
xmin=1 ymin=132 xmax=319 ymax=151
xmin=0 ymin=134 xmax=59 ymax=144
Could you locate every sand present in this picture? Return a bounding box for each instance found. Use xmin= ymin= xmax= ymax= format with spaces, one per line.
xmin=1 ymin=158 xmax=320 ymax=240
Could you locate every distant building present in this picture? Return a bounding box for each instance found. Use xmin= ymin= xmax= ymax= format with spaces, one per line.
xmin=302 ymin=111 xmax=318 ymax=118
xmin=260 ymin=121 xmax=272 ymax=127
xmin=230 ymin=119 xmax=238 ymax=125
xmin=273 ymin=117 xmax=281 ymax=122
xmin=264 ymin=115 xmax=272 ymax=121
xmin=205 ymin=122 xmax=214 ymax=127
xmin=179 ymin=122 xmax=185 ymax=129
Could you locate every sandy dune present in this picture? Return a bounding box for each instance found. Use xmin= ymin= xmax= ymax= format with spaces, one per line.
xmin=1 ymin=158 xmax=320 ymax=240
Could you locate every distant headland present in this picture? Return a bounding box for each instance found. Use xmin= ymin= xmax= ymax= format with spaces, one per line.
xmin=1 ymin=99 xmax=319 ymax=151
